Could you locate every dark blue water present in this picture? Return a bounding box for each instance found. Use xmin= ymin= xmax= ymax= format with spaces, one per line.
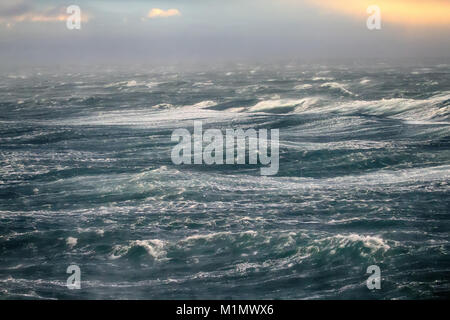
xmin=0 ymin=63 xmax=449 ymax=299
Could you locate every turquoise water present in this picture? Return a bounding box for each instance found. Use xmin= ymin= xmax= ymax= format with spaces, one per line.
xmin=0 ymin=63 xmax=449 ymax=299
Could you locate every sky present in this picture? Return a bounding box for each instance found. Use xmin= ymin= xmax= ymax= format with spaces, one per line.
xmin=0 ymin=0 xmax=450 ymax=66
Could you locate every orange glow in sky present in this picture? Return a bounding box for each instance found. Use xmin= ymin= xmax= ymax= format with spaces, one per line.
xmin=306 ymin=0 xmax=450 ymax=26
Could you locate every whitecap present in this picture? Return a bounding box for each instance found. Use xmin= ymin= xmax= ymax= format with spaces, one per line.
xmin=110 ymin=239 xmax=167 ymax=260
xmin=248 ymin=97 xmax=321 ymax=113
xmin=312 ymin=76 xmax=334 ymax=81
xmin=294 ymin=84 xmax=313 ymax=90
xmin=186 ymin=100 xmax=217 ymax=109
xmin=66 ymin=237 xmax=78 ymax=248
xmin=320 ymin=82 xmax=354 ymax=95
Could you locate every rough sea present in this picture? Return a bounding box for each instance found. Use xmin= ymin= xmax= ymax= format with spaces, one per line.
xmin=0 ymin=62 xmax=449 ymax=299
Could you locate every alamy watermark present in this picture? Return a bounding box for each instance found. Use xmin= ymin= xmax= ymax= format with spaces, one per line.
xmin=367 ymin=5 xmax=381 ymax=30
xmin=366 ymin=265 xmax=381 ymax=290
xmin=66 ymin=5 xmax=81 ymax=30
xmin=171 ymin=121 xmax=279 ymax=176
xmin=66 ymin=265 xmax=81 ymax=289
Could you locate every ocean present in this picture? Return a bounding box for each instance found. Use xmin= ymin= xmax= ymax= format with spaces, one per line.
xmin=0 ymin=62 xmax=449 ymax=299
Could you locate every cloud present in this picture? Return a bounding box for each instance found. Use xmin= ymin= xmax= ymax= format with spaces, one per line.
xmin=0 ymin=0 xmax=31 ymax=18
xmin=306 ymin=0 xmax=450 ymax=26
xmin=147 ymin=8 xmax=181 ymax=19
xmin=11 ymin=13 xmax=68 ymax=23
xmin=0 ymin=1 xmax=89 ymax=25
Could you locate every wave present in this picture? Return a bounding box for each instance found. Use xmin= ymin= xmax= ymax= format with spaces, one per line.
xmin=245 ymin=92 xmax=450 ymax=122
xmin=248 ymin=97 xmax=322 ymax=113
xmin=110 ymin=239 xmax=167 ymax=260
xmin=325 ymin=93 xmax=450 ymax=122
xmin=320 ymin=82 xmax=354 ymax=96
xmin=294 ymin=84 xmax=313 ymax=90
xmin=315 ymin=234 xmax=392 ymax=255
xmin=66 ymin=237 xmax=78 ymax=248
xmin=104 ymin=80 xmax=160 ymax=89
xmin=312 ymin=76 xmax=334 ymax=81
xmin=181 ymin=230 xmax=258 ymax=243
xmin=186 ymin=100 xmax=217 ymax=109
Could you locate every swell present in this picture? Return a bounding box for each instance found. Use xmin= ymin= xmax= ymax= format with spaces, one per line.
xmin=238 ymin=92 xmax=450 ymax=122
